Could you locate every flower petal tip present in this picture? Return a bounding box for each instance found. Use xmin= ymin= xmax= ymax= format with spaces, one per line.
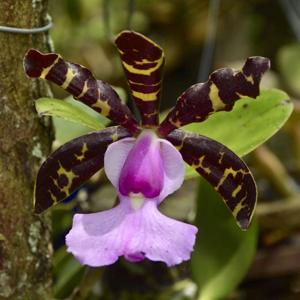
xmin=65 ymin=211 xmax=125 ymax=267
xmin=237 ymin=218 xmax=251 ymax=231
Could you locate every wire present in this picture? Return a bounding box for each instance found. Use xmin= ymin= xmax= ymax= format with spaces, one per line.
xmin=0 ymin=21 xmax=52 ymax=34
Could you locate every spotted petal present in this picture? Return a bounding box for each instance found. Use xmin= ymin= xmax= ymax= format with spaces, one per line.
xmin=166 ymin=129 xmax=256 ymax=229
xmin=34 ymin=126 xmax=130 ymax=213
xmin=24 ymin=49 xmax=140 ymax=135
xmin=158 ymin=57 xmax=270 ymax=136
xmin=115 ymin=31 xmax=165 ymax=127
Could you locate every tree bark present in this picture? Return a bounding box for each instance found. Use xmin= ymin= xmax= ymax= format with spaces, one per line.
xmin=0 ymin=1 xmax=52 ymax=299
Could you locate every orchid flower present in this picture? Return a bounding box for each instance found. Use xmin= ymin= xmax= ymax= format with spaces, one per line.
xmin=24 ymin=31 xmax=270 ymax=267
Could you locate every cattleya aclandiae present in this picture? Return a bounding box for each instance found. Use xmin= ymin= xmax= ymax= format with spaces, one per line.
xmin=24 ymin=31 xmax=270 ymax=266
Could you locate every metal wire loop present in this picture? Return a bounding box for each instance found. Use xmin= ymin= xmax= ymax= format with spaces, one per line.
xmin=0 ymin=21 xmax=52 ymax=34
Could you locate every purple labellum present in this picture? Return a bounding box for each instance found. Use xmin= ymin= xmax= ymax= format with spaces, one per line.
xmin=118 ymin=130 xmax=164 ymax=198
xmin=66 ymin=197 xmax=197 ymax=267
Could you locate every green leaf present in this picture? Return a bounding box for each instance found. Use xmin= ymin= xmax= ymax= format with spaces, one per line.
xmin=192 ymin=179 xmax=258 ymax=300
xmin=53 ymin=116 xmax=94 ymax=144
xmin=54 ymin=247 xmax=85 ymax=299
xmin=35 ymin=97 xmax=109 ymax=130
xmin=36 ymin=87 xmax=127 ymax=144
xmin=277 ymin=43 xmax=300 ymax=97
xmin=184 ymin=89 xmax=293 ymax=178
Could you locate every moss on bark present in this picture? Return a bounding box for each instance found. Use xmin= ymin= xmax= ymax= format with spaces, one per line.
xmin=0 ymin=1 xmax=53 ymax=299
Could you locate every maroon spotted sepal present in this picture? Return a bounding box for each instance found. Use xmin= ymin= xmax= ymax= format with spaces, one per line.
xmin=24 ymin=49 xmax=140 ymax=136
xmin=167 ymin=129 xmax=257 ymax=229
xmin=115 ymin=31 xmax=165 ymax=128
xmin=158 ymin=57 xmax=270 ymax=137
xmin=34 ymin=126 xmax=130 ymax=213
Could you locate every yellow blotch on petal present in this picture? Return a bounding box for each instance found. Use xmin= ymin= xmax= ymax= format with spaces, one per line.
xmin=193 ymin=156 xmax=211 ymax=175
xmin=48 ymin=189 xmax=58 ymax=204
xmin=232 ymin=184 xmax=242 ymax=198
xmin=77 ymin=80 xmax=89 ymax=99
xmin=75 ymin=143 xmax=88 ymax=162
xmin=216 ymin=167 xmax=247 ymax=190
xmin=209 ymin=83 xmax=226 ymax=111
xmin=132 ymin=90 xmax=160 ymax=102
xmin=54 ymin=162 xmax=78 ymax=196
xmin=232 ymin=200 xmax=247 ymax=219
xmin=61 ymin=67 xmax=77 ymax=89
xmin=92 ymin=100 xmax=111 ymax=117
xmin=40 ymin=55 xmax=61 ymax=79
xmin=244 ymin=74 xmax=254 ymax=85
xmin=122 ymin=56 xmax=164 ymax=76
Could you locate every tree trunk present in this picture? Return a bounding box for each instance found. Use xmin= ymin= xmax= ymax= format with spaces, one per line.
xmin=0 ymin=1 xmax=52 ymax=299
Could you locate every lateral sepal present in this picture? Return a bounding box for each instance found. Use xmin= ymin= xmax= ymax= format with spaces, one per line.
xmin=34 ymin=126 xmax=130 ymax=213
xmin=167 ymin=129 xmax=257 ymax=229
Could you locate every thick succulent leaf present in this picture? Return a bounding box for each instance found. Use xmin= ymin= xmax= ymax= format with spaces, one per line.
xmin=115 ymin=31 xmax=164 ymax=127
xmin=24 ymin=49 xmax=140 ymax=135
xmin=35 ymin=97 xmax=109 ymax=130
xmin=166 ymin=129 xmax=256 ymax=229
xmin=183 ymin=89 xmax=293 ymax=178
xmin=158 ymin=57 xmax=270 ymax=136
xmin=34 ymin=126 xmax=130 ymax=213
xmin=192 ymin=179 xmax=257 ymax=300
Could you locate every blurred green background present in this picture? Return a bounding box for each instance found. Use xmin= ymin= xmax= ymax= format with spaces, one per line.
xmin=47 ymin=0 xmax=300 ymax=299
